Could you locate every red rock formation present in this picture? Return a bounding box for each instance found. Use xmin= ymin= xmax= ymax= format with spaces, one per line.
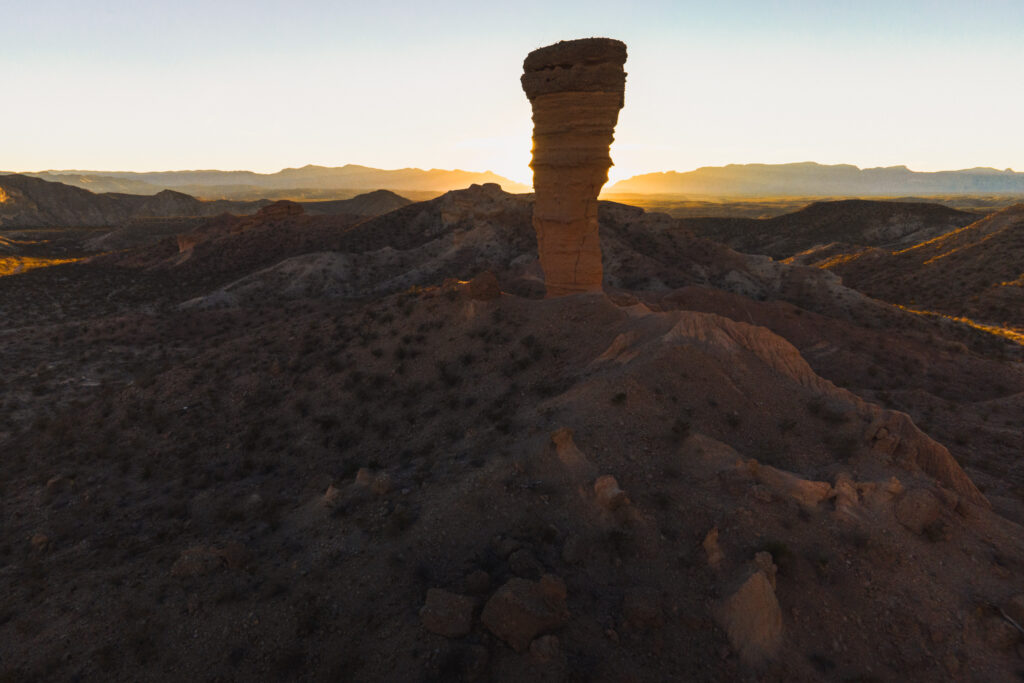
xmin=522 ymin=38 xmax=627 ymax=296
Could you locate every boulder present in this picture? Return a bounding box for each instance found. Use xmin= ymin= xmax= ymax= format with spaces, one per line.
xmin=481 ymin=574 xmax=569 ymax=652
xmin=715 ymin=554 xmax=783 ymax=664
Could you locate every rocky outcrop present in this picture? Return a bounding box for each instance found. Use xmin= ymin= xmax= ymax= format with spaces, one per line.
xmin=715 ymin=553 xmax=784 ymax=664
xmin=658 ymin=311 xmax=988 ymax=505
xmin=522 ymin=38 xmax=627 ymax=296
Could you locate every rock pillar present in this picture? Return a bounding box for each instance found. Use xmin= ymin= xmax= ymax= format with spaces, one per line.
xmin=521 ymin=38 xmax=627 ymax=297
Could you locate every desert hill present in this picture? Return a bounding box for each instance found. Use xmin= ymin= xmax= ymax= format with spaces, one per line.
xmin=9 ymin=163 xmax=531 ymax=199
xmin=0 ymin=174 xmax=265 ymax=228
xmin=0 ymin=172 xmax=413 ymax=235
xmin=0 ymin=177 xmax=415 ymax=278
xmin=609 ymin=161 xmax=1024 ymax=197
xmin=684 ymin=199 xmax=980 ymax=260
xmin=135 ymin=184 xmax=868 ymax=313
xmin=300 ymin=189 xmax=412 ymax=216
xmin=792 ymin=204 xmax=1024 ymax=330
xmin=2 ymin=188 xmax=1024 ymax=680
xmin=0 ymin=173 xmax=134 ymax=228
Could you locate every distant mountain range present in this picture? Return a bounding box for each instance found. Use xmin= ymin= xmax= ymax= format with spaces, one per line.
xmin=7 ymin=162 xmax=1024 ymax=209
xmin=2 ymin=164 xmax=530 ymax=199
xmin=607 ymin=162 xmax=1024 ymax=197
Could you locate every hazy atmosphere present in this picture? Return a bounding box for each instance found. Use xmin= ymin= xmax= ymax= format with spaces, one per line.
xmin=4 ymin=0 xmax=1024 ymax=184
xmin=4 ymin=3 xmax=1024 ymax=681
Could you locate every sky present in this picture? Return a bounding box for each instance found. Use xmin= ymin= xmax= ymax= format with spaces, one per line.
xmin=3 ymin=0 xmax=1023 ymax=186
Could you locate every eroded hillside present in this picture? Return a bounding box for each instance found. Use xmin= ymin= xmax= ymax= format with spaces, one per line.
xmin=2 ymin=188 xmax=1023 ymax=681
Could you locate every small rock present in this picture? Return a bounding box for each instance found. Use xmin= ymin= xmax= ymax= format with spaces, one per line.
xmin=355 ymin=468 xmax=391 ymax=496
xmin=321 ymin=485 xmax=343 ymax=508
xmin=550 ymin=428 xmax=594 ymax=479
xmin=481 ymin=575 xmax=569 ymax=652
xmin=45 ymin=475 xmax=73 ymax=496
xmin=833 ymin=473 xmax=862 ymax=523
xmin=30 ymin=533 xmax=50 ymax=552
xmin=895 ymin=488 xmax=942 ymax=535
xmin=594 ymin=475 xmax=628 ymax=511
xmin=529 ymin=634 xmax=561 ymax=662
xmin=464 ymin=570 xmax=491 ymax=595
xmin=703 ymin=527 xmax=724 ymax=569
xmin=420 ymin=588 xmax=476 ymax=638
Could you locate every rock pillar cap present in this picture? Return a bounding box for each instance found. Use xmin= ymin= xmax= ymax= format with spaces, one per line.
xmin=522 ymin=37 xmax=627 ymax=99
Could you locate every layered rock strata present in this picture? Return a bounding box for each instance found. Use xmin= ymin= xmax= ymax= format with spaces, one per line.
xmin=522 ymin=38 xmax=627 ymax=296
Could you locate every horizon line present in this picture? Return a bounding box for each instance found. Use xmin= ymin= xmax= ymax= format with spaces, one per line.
xmin=5 ymin=160 xmax=1018 ymax=178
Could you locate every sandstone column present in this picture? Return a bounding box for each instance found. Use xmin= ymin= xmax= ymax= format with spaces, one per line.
xmin=521 ymin=38 xmax=627 ymax=297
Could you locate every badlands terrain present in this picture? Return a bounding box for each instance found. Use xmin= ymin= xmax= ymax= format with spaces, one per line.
xmin=1 ymin=172 xmax=1023 ymax=680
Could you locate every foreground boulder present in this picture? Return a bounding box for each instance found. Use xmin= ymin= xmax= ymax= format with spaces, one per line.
xmin=481 ymin=574 xmax=569 ymax=652
xmin=715 ymin=553 xmax=783 ymax=665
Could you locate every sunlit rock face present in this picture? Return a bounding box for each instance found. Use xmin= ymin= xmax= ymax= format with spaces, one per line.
xmin=522 ymin=38 xmax=627 ymax=297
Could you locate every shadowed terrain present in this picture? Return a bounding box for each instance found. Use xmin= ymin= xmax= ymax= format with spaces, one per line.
xmin=2 ymin=186 xmax=1023 ymax=681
